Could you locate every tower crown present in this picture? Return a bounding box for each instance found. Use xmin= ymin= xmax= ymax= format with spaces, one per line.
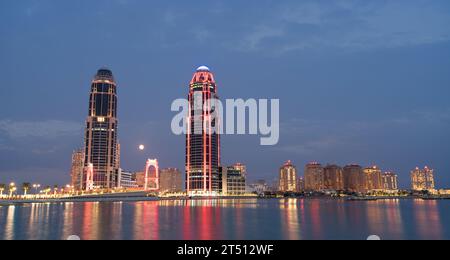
xmin=94 ymin=68 xmax=115 ymax=82
xmin=190 ymin=65 xmax=215 ymax=85
xmin=196 ymin=66 xmax=210 ymax=72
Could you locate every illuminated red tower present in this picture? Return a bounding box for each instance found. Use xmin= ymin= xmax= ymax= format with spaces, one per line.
xmin=186 ymin=66 xmax=221 ymax=195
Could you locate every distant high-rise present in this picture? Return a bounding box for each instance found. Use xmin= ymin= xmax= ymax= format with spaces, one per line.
xmin=343 ymin=164 xmax=364 ymax=193
xmin=249 ymin=180 xmax=270 ymax=194
xmin=363 ymin=166 xmax=383 ymax=191
xmin=304 ymin=162 xmax=324 ymax=191
xmin=279 ymin=161 xmax=297 ymax=192
xmin=186 ymin=66 xmax=221 ymax=195
xmin=70 ymin=149 xmax=85 ymax=190
xmin=323 ymin=165 xmax=344 ymax=191
xmin=411 ymin=166 xmax=435 ymax=191
xmin=297 ymin=177 xmax=305 ymax=193
xmin=382 ymin=172 xmax=399 ymax=191
xmin=83 ymin=68 xmax=120 ymax=190
xmin=160 ymin=168 xmax=183 ymax=194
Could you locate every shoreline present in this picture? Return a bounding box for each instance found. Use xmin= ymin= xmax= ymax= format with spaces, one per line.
xmin=1 ymin=194 xmax=449 ymax=206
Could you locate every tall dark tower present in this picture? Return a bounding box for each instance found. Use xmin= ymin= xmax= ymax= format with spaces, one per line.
xmin=186 ymin=66 xmax=221 ymax=195
xmin=83 ymin=68 xmax=120 ymax=190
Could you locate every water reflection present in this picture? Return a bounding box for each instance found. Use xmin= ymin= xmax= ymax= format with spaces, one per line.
xmin=309 ymin=199 xmax=323 ymax=240
xmin=279 ymin=199 xmax=300 ymax=240
xmin=133 ymin=202 xmax=159 ymax=240
xmin=363 ymin=200 xmax=404 ymax=240
xmin=4 ymin=206 xmax=15 ymax=240
xmin=382 ymin=200 xmax=403 ymax=239
xmin=412 ymin=199 xmax=443 ymax=240
xmin=0 ymin=199 xmax=448 ymax=240
xmin=159 ymin=198 xmax=259 ymax=208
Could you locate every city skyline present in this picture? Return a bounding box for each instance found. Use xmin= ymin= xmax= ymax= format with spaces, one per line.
xmin=1 ymin=0 xmax=450 ymax=188
xmin=0 ymin=64 xmax=446 ymax=190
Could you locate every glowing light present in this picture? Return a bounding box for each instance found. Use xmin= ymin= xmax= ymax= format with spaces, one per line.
xmin=85 ymin=163 xmax=94 ymax=191
xmin=197 ymin=66 xmax=210 ymax=72
xmin=139 ymin=145 xmax=145 ymax=151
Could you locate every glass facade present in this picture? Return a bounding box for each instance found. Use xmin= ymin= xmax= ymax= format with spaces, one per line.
xmin=83 ymin=68 xmax=120 ymax=190
xmin=186 ymin=67 xmax=221 ymax=194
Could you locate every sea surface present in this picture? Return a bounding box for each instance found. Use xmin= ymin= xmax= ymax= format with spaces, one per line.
xmin=0 ymin=198 xmax=449 ymax=240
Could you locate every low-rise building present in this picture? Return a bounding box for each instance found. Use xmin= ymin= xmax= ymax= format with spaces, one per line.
xmin=222 ymin=164 xmax=247 ymax=196
xmin=160 ymin=168 xmax=183 ymax=194
xmin=118 ymin=170 xmax=138 ymax=188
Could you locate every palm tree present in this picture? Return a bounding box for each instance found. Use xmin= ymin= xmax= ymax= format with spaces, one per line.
xmin=0 ymin=183 xmax=5 ymax=196
xmin=44 ymin=186 xmax=51 ymax=195
xmin=22 ymin=183 xmax=31 ymax=196
xmin=8 ymin=183 xmax=17 ymax=197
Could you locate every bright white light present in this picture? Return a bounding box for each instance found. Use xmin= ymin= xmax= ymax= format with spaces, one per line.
xmin=197 ymin=66 xmax=210 ymax=72
xmin=139 ymin=145 xmax=145 ymax=151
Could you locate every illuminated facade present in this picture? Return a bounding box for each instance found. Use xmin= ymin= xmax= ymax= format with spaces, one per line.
xmin=144 ymin=159 xmax=159 ymax=191
xmin=85 ymin=163 xmax=94 ymax=191
xmin=222 ymin=164 xmax=247 ymax=196
xmin=70 ymin=149 xmax=85 ymax=190
xmin=363 ymin=166 xmax=383 ymax=191
xmin=411 ymin=166 xmax=435 ymax=191
xmin=186 ymin=66 xmax=221 ymax=195
xmin=323 ymin=164 xmax=344 ymax=191
xmin=279 ymin=161 xmax=297 ymax=192
xmin=381 ymin=172 xmax=399 ymax=191
xmin=304 ymin=162 xmax=324 ymax=191
xmin=233 ymin=163 xmax=247 ymax=176
xmin=343 ymin=164 xmax=365 ymax=193
xmin=83 ymin=68 xmax=120 ymax=190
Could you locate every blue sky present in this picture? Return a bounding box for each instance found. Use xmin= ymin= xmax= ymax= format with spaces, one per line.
xmin=1 ymin=0 xmax=450 ymax=188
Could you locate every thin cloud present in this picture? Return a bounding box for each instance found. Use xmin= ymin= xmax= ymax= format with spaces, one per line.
xmin=0 ymin=167 xmax=69 ymax=184
xmin=273 ymin=137 xmax=341 ymax=155
xmin=237 ymin=25 xmax=285 ymax=52
xmin=276 ymin=107 xmax=450 ymax=155
xmin=0 ymin=120 xmax=83 ymax=139
xmin=234 ymin=0 xmax=450 ymax=54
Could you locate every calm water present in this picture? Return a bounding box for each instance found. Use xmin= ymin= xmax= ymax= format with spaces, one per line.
xmin=0 ymin=198 xmax=449 ymax=240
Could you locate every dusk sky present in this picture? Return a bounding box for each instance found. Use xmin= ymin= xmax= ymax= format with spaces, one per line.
xmin=1 ymin=0 xmax=450 ymax=188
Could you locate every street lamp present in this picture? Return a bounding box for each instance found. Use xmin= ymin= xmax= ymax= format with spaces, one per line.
xmin=33 ymin=184 xmax=41 ymax=194
xmin=138 ymin=144 xmax=147 ymax=191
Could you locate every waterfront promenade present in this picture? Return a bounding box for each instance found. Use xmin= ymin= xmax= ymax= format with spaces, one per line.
xmin=1 ymin=192 xmax=449 ymax=206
